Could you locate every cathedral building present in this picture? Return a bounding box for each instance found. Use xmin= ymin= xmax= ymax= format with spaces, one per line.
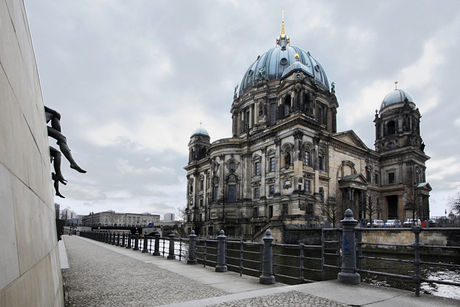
xmin=184 ymin=20 xmax=431 ymax=242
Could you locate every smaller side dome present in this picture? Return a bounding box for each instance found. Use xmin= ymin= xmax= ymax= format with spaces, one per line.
xmin=191 ymin=126 xmax=209 ymax=138
xmin=381 ymin=89 xmax=414 ymax=110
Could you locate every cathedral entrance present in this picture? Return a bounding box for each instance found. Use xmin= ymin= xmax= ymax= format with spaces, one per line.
xmin=387 ymin=195 xmax=399 ymax=219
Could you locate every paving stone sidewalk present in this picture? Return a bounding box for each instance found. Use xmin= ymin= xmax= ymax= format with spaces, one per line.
xmin=63 ymin=236 xmax=227 ymax=307
xmin=62 ymin=235 xmax=459 ymax=307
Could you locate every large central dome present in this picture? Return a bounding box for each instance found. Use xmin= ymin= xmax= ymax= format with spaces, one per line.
xmin=239 ymin=20 xmax=330 ymax=96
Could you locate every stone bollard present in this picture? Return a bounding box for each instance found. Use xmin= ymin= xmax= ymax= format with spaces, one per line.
xmin=337 ymin=209 xmax=360 ymax=284
xmin=215 ymin=230 xmax=227 ymax=272
xmin=259 ymin=229 xmax=275 ymax=284
xmin=121 ymin=233 xmax=125 ymax=247
xmin=126 ymin=232 xmax=132 ymax=249
xmin=133 ymin=230 xmax=139 ymax=251
xmin=153 ymin=232 xmax=160 ymax=256
xmin=112 ymin=232 xmax=116 ymax=245
xmin=142 ymin=233 xmax=148 ymax=253
xmin=167 ymin=232 xmax=176 ymax=259
xmin=187 ymin=230 xmax=197 ymax=264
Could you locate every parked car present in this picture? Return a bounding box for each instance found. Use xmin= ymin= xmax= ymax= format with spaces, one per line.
xmin=367 ymin=220 xmax=384 ymax=227
xmin=427 ymin=219 xmax=437 ymax=227
xmin=384 ymin=219 xmax=401 ymax=227
xmin=403 ymin=218 xmax=421 ymax=227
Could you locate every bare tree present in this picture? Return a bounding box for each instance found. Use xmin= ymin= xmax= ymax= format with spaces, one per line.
xmin=404 ymin=185 xmax=422 ymax=224
xmin=448 ymin=191 xmax=460 ymax=215
xmin=321 ymin=195 xmax=342 ymax=228
xmin=365 ymin=189 xmax=381 ymax=227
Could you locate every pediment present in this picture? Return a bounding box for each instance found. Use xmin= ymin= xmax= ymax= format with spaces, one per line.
xmin=334 ymin=130 xmax=369 ymax=151
xmin=338 ymin=173 xmax=368 ymax=189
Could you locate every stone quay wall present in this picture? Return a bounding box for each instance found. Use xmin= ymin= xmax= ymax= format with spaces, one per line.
xmin=284 ymin=228 xmax=460 ymax=255
xmin=0 ymin=1 xmax=63 ymax=306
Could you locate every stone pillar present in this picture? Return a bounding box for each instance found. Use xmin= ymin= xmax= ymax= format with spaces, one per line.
xmin=215 ymin=230 xmax=227 ymax=272
xmin=133 ymin=230 xmax=139 ymax=251
xmin=142 ymin=233 xmax=148 ymax=253
xmin=187 ymin=230 xmax=197 ymax=264
xmin=167 ymin=232 xmax=176 ymax=259
xmin=153 ymin=232 xmax=160 ymax=256
xmin=338 ymin=209 xmax=360 ymax=284
xmin=259 ymin=230 xmax=275 ymax=284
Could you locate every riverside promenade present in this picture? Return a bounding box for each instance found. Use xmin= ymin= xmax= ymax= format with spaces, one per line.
xmin=61 ymin=235 xmax=458 ymax=307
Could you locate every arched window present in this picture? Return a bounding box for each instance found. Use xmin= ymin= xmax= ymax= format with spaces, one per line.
xmin=284 ymin=151 xmax=291 ymax=167
xmin=229 ymin=161 xmax=236 ymax=171
xmin=387 ymin=121 xmax=396 ymax=135
xmin=305 ymin=149 xmax=311 ymax=166
xmin=284 ymin=95 xmax=291 ymax=117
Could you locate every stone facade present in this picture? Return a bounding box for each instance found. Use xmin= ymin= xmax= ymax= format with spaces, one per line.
xmin=184 ymin=22 xmax=431 ymax=243
xmin=0 ymin=1 xmax=63 ymax=305
xmin=82 ymin=211 xmax=160 ymax=227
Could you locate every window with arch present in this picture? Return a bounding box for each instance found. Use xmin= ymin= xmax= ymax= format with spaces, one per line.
xmin=387 ymin=120 xmax=396 ymax=135
xmin=228 ymin=185 xmax=237 ymax=202
xmin=229 ymin=161 xmax=236 ymax=172
xmin=318 ymin=151 xmax=325 ymax=171
xmin=304 ymin=149 xmax=311 ymax=166
xmin=269 ymin=157 xmax=275 ymax=172
xmin=284 ymin=151 xmax=291 ymax=167
xmin=284 ymin=95 xmax=291 ymax=117
xmin=254 ymin=161 xmax=260 ymax=176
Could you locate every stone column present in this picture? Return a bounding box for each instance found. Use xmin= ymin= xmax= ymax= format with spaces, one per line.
xmin=259 ymin=230 xmax=275 ymax=284
xmin=215 ymin=230 xmax=227 ymax=272
xmin=187 ymin=230 xmax=197 ymax=265
xmin=338 ymin=209 xmax=360 ymax=284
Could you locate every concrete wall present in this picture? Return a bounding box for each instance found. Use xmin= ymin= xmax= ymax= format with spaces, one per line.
xmin=0 ymin=1 xmax=63 ymax=306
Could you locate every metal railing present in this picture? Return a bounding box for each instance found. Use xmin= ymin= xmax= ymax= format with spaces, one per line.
xmin=78 ymin=211 xmax=459 ymax=297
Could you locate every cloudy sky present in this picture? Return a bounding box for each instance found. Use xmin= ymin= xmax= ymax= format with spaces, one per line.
xmin=24 ymin=0 xmax=460 ymax=218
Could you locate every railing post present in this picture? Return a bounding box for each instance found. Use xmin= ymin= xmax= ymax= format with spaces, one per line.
xmin=116 ymin=232 xmax=120 ymax=246
xmin=133 ymin=230 xmax=139 ymax=251
xmin=126 ymin=232 xmax=132 ymax=249
xmin=167 ymin=232 xmax=176 ymax=259
xmin=153 ymin=232 xmax=160 ymax=256
xmin=121 ymin=232 xmax=125 ymax=247
xmin=338 ymin=209 xmax=360 ymax=284
xmin=259 ymin=229 xmax=275 ymax=284
xmin=357 ymin=228 xmax=363 ymax=270
xmin=142 ymin=233 xmax=148 ymax=253
xmin=215 ymin=230 xmax=227 ymax=272
xmin=187 ymin=230 xmax=197 ymax=264
xmin=412 ymin=226 xmax=421 ymax=297
xmin=321 ymin=229 xmax=325 ymax=281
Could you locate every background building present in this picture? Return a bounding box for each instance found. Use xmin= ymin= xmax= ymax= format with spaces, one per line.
xmin=164 ymin=213 xmax=176 ymax=221
xmin=82 ymin=211 xmax=160 ymax=227
xmin=184 ymin=21 xmax=431 ymax=242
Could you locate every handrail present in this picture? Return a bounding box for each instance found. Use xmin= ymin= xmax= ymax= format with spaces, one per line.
xmin=77 ymin=217 xmax=459 ymax=298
